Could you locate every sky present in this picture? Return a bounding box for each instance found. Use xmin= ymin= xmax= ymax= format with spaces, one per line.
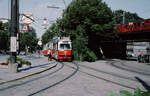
xmin=0 ymin=0 xmax=150 ymax=38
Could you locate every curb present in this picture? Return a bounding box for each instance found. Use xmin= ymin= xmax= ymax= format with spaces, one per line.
xmin=0 ymin=62 xmax=58 ymax=85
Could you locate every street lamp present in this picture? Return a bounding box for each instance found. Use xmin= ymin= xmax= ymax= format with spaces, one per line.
xmin=47 ymin=5 xmax=60 ymax=9
xmin=46 ymin=5 xmax=60 ymax=29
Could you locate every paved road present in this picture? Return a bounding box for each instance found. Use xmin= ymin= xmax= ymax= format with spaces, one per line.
xmin=0 ymin=59 xmax=149 ymax=96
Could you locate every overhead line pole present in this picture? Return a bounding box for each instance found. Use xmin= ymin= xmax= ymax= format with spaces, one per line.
xmin=122 ymin=11 xmax=125 ymax=24
xmin=17 ymin=0 xmax=20 ymax=55
xmin=62 ymin=0 xmax=67 ymax=7
xmin=9 ymin=0 xmax=19 ymax=73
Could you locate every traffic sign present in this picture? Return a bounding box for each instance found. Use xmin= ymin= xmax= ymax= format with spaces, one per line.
xmin=21 ymin=13 xmax=34 ymax=24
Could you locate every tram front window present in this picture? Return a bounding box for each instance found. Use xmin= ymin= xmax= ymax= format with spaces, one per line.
xmin=60 ymin=44 xmax=71 ymax=50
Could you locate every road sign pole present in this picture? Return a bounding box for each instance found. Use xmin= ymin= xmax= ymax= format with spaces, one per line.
xmin=9 ymin=0 xmax=19 ymax=73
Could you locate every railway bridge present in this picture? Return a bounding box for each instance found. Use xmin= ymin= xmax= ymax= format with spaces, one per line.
xmin=101 ymin=19 xmax=150 ymax=59
xmin=117 ymin=19 xmax=150 ymax=41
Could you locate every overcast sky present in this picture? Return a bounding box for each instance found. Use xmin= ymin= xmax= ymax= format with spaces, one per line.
xmin=0 ymin=0 xmax=150 ymax=38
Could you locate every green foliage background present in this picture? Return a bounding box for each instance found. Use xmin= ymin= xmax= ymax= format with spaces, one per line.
xmin=0 ymin=21 xmax=9 ymax=51
xmin=19 ymin=28 xmax=38 ymax=52
xmin=113 ymin=10 xmax=143 ymax=25
xmin=0 ymin=21 xmax=38 ymax=53
xmin=110 ymin=88 xmax=150 ymax=96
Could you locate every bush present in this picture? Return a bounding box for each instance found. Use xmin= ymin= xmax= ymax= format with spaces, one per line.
xmin=85 ymin=50 xmax=98 ymax=62
xmin=21 ymin=60 xmax=31 ymax=66
xmin=7 ymin=56 xmax=31 ymax=68
xmin=7 ymin=56 xmax=22 ymax=63
xmin=110 ymin=88 xmax=150 ymax=96
xmin=72 ymin=34 xmax=98 ymax=62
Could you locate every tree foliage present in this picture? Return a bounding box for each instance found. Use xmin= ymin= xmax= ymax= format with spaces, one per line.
xmin=19 ymin=27 xmax=38 ymax=52
xmin=113 ymin=9 xmax=143 ymax=25
xmin=59 ymin=0 xmax=116 ymax=61
xmin=110 ymin=88 xmax=150 ymax=96
xmin=42 ymin=22 xmax=60 ymax=45
xmin=0 ymin=21 xmax=9 ymax=51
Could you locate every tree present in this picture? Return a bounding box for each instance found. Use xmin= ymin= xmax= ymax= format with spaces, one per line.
xmin=42 ymin=0 xmax=118 ymax=61
xmin=59 ymin=0 xmax=116 ymax=61
xmin=0 ymin=22 xmax=9 ymax=51
xmin=0 ymin=21 xmax=38 ymax=53
xmin=19 ymin=27 xmax=38 ymax=53
xmin=113 ymin=9 xmax=143 ymax=25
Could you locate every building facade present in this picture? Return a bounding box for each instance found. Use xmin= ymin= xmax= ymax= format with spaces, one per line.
xmin=0 ymin=18 xmax=8 ymax=23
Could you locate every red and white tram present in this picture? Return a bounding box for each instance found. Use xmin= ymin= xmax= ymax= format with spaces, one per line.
xmin=43 ymin=37 xmax=72 ymax=61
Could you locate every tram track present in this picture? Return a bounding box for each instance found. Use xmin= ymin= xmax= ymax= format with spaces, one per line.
xmin=0 ymin=61 xmax=79 ymax=96
xmin=78 ymin=63 xmax=150 ymax=83
xmin=0 ymin=60 xmax=148 ymax=95
xmin=108 ymin=60 xmax=150 ymax=76
xmin=28 ymin=62 xmax=79 ymax=96
xmin=0 ymin=61 xmax=61 ymax=89
xmin=0 ymin=61 xmax=57 ymax=85
xmin=78 ymin=64 xmax=138 ymax=82
xmin=65 ymin=62 xmax=146 ymax=92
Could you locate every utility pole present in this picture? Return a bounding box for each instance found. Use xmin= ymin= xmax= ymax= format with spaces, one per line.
xmin=17 ymin=0 xmax=20 ymax=55
xmin=122 ymin=11 xmax=125 ymax=24
xmin=9 ymin=0 xmax=19 ymax=73
xmin=62 ymin=0 xmax=67 ymax=7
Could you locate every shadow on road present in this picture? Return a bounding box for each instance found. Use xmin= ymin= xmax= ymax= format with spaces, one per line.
xmin=135 ymin=76 xmax=150 ymax=91
xmin=19 ymin=61 xmax=55 ymax=72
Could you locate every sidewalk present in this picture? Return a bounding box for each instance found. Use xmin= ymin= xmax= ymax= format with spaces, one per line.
xmin=0 ymin=56 xmax=57 ymax=84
